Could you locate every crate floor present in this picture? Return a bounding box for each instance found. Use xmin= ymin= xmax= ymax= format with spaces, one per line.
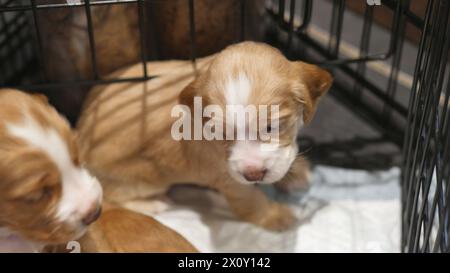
xmin=128 ymin=166 xmax=400 ymax=253
xmin=300 ymin=93 xmax=402 ymax=169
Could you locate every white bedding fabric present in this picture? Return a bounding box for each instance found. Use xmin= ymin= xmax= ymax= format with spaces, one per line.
xmin=144 ymin=166 xmax=401 ymax=253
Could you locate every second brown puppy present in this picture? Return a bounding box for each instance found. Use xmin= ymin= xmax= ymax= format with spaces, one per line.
xmin=46 ymin=204 xmax=197 ymax=253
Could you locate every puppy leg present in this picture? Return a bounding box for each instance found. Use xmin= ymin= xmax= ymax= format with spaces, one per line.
xmin=123 ymin=195 xmax=173 ymax=216
xmin=275 ymin=156 xmax=312 ymax=193
xmin=215 ymin=180 xmax=296 ymax=231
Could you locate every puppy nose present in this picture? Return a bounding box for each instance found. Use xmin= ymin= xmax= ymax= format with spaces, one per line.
xmin=82 ymin=204 xmax=102 ymax=225
xmin=243 ymin=167 xmax=267 ymax=182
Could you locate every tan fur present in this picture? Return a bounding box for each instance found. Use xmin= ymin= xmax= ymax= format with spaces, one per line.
xmin=77 ymin=42 xmax=332 ymax=231
xmin=44 ymin=204 xmax=197 ymax=253
xmin=148 ymin=0 xmax=264 ymax=59
xmin=0 ymin=89 xmax=81 ymax=243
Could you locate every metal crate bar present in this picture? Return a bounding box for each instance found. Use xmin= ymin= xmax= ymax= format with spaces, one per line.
xmin=0 ymin=0 xmax=141 ymax=12
xmin=381 ymin=0 xmax=409 ymax=122
xmin=4 ymin=76 xmax=158 ymax=90
xmin=84 ymin=0 xmax=99 ymax=80
xmin=401 ymin=0 xmax=450 ymax=253
xmin=30 ymin=0 xmax=47 ymax=82
xmin=137 ymin=0 xmax=148 ymax=79
xmin=266 ymin=0 xmax=419 ymax=146
xmin=1 ymin=0 xmax=152 ymax=89
xmin=188 ymin=0 xmax=197 ymax=71
xmin=353 ymin=4 xmax=374 ymax=97
xmin=267 ymin=0 xmax=406 ymax=66
xmin=327 ymin=0 xmax=345 ymax=59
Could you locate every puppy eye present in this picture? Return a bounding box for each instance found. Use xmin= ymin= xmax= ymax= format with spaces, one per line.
xmin=72 ymin=153 xmax=81 ymax=167
xmin=22 ymin=186 xmax=54 ymax=203
xmin=71 ymin=142 xmax=81 ymax=166
xmin=266 ymin=123 xmax=281 ymax=133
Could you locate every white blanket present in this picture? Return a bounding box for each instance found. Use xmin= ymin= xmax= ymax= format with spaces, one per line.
xmin=149 ymin=166 xmax=401 ymax=253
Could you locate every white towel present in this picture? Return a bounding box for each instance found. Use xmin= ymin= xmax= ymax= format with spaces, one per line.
xmin=144 ymin=166 xmax=401 ymax=253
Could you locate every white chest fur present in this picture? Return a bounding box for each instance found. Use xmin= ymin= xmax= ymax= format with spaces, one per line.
xmin=0 ymin=227 xmax=43 ymax=253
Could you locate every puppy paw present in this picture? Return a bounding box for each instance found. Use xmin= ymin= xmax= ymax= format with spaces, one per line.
xmin=275 ymin=168 xmax=312 ymax=193
xmin=256 ymin=203 xmax=297 ymax=231
xmin=275 ymin=157 xmax=312 ymax=193
xmin=123 ymin=196 xmax=172 ymax=216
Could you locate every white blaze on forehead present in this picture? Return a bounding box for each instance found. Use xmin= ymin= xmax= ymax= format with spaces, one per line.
xmin=6 ymin=114 xmax=102 ymax=223
xmin=225 ymin=73 xmax=253 ymax=139
xmin=225 ymin=73 xmax=251 ymax=106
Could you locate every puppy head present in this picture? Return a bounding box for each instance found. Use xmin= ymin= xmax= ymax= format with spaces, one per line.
xmin=180 ymin=42 xmax=332 ymax=184
xmin=0 ymin=90 xmax=102 ymax=244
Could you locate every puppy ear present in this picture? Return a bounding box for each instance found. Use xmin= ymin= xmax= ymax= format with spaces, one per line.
xmin=292 ymin=61 xmax=333 ymax=124
xmin=179 ymin=79 xmax=199 ymax=110
xmin=179 ymin=75 xmax=210 ymax=109
xmin=31 ymin=93 xmax=49 ymax=104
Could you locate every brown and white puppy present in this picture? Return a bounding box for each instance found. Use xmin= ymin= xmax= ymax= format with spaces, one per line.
xmin=0 ymin=89 xmax=102 ymax=252
xmin=45 ymin=204 xmax=197 ymax=253
xmin=77 ymin=42 xmax=332 ymax=231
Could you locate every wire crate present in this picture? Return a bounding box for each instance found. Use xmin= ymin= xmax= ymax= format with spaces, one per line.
xmin=0 ymin=0 xmax=34 ymax=85
xmin=0 ymin=0 xmax=448 ymax=253
xmin=0 ymin=0 xmax=151 ymax=88
xmin=401 ymin=0 xmax=450 ymax=253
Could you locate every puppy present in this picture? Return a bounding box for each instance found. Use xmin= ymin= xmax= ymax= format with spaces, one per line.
xmin=148 ymin=0 xmax=265 ymax=59
xmin=0 ymin=89 xmax=102 ymax=252
xmin=77 ymin=42 xmax=332 ymax=231
xmin=44 ymin=204 xmax=197 ymax=253
xmin=37 ymin=2 xmax=141 ymax=123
